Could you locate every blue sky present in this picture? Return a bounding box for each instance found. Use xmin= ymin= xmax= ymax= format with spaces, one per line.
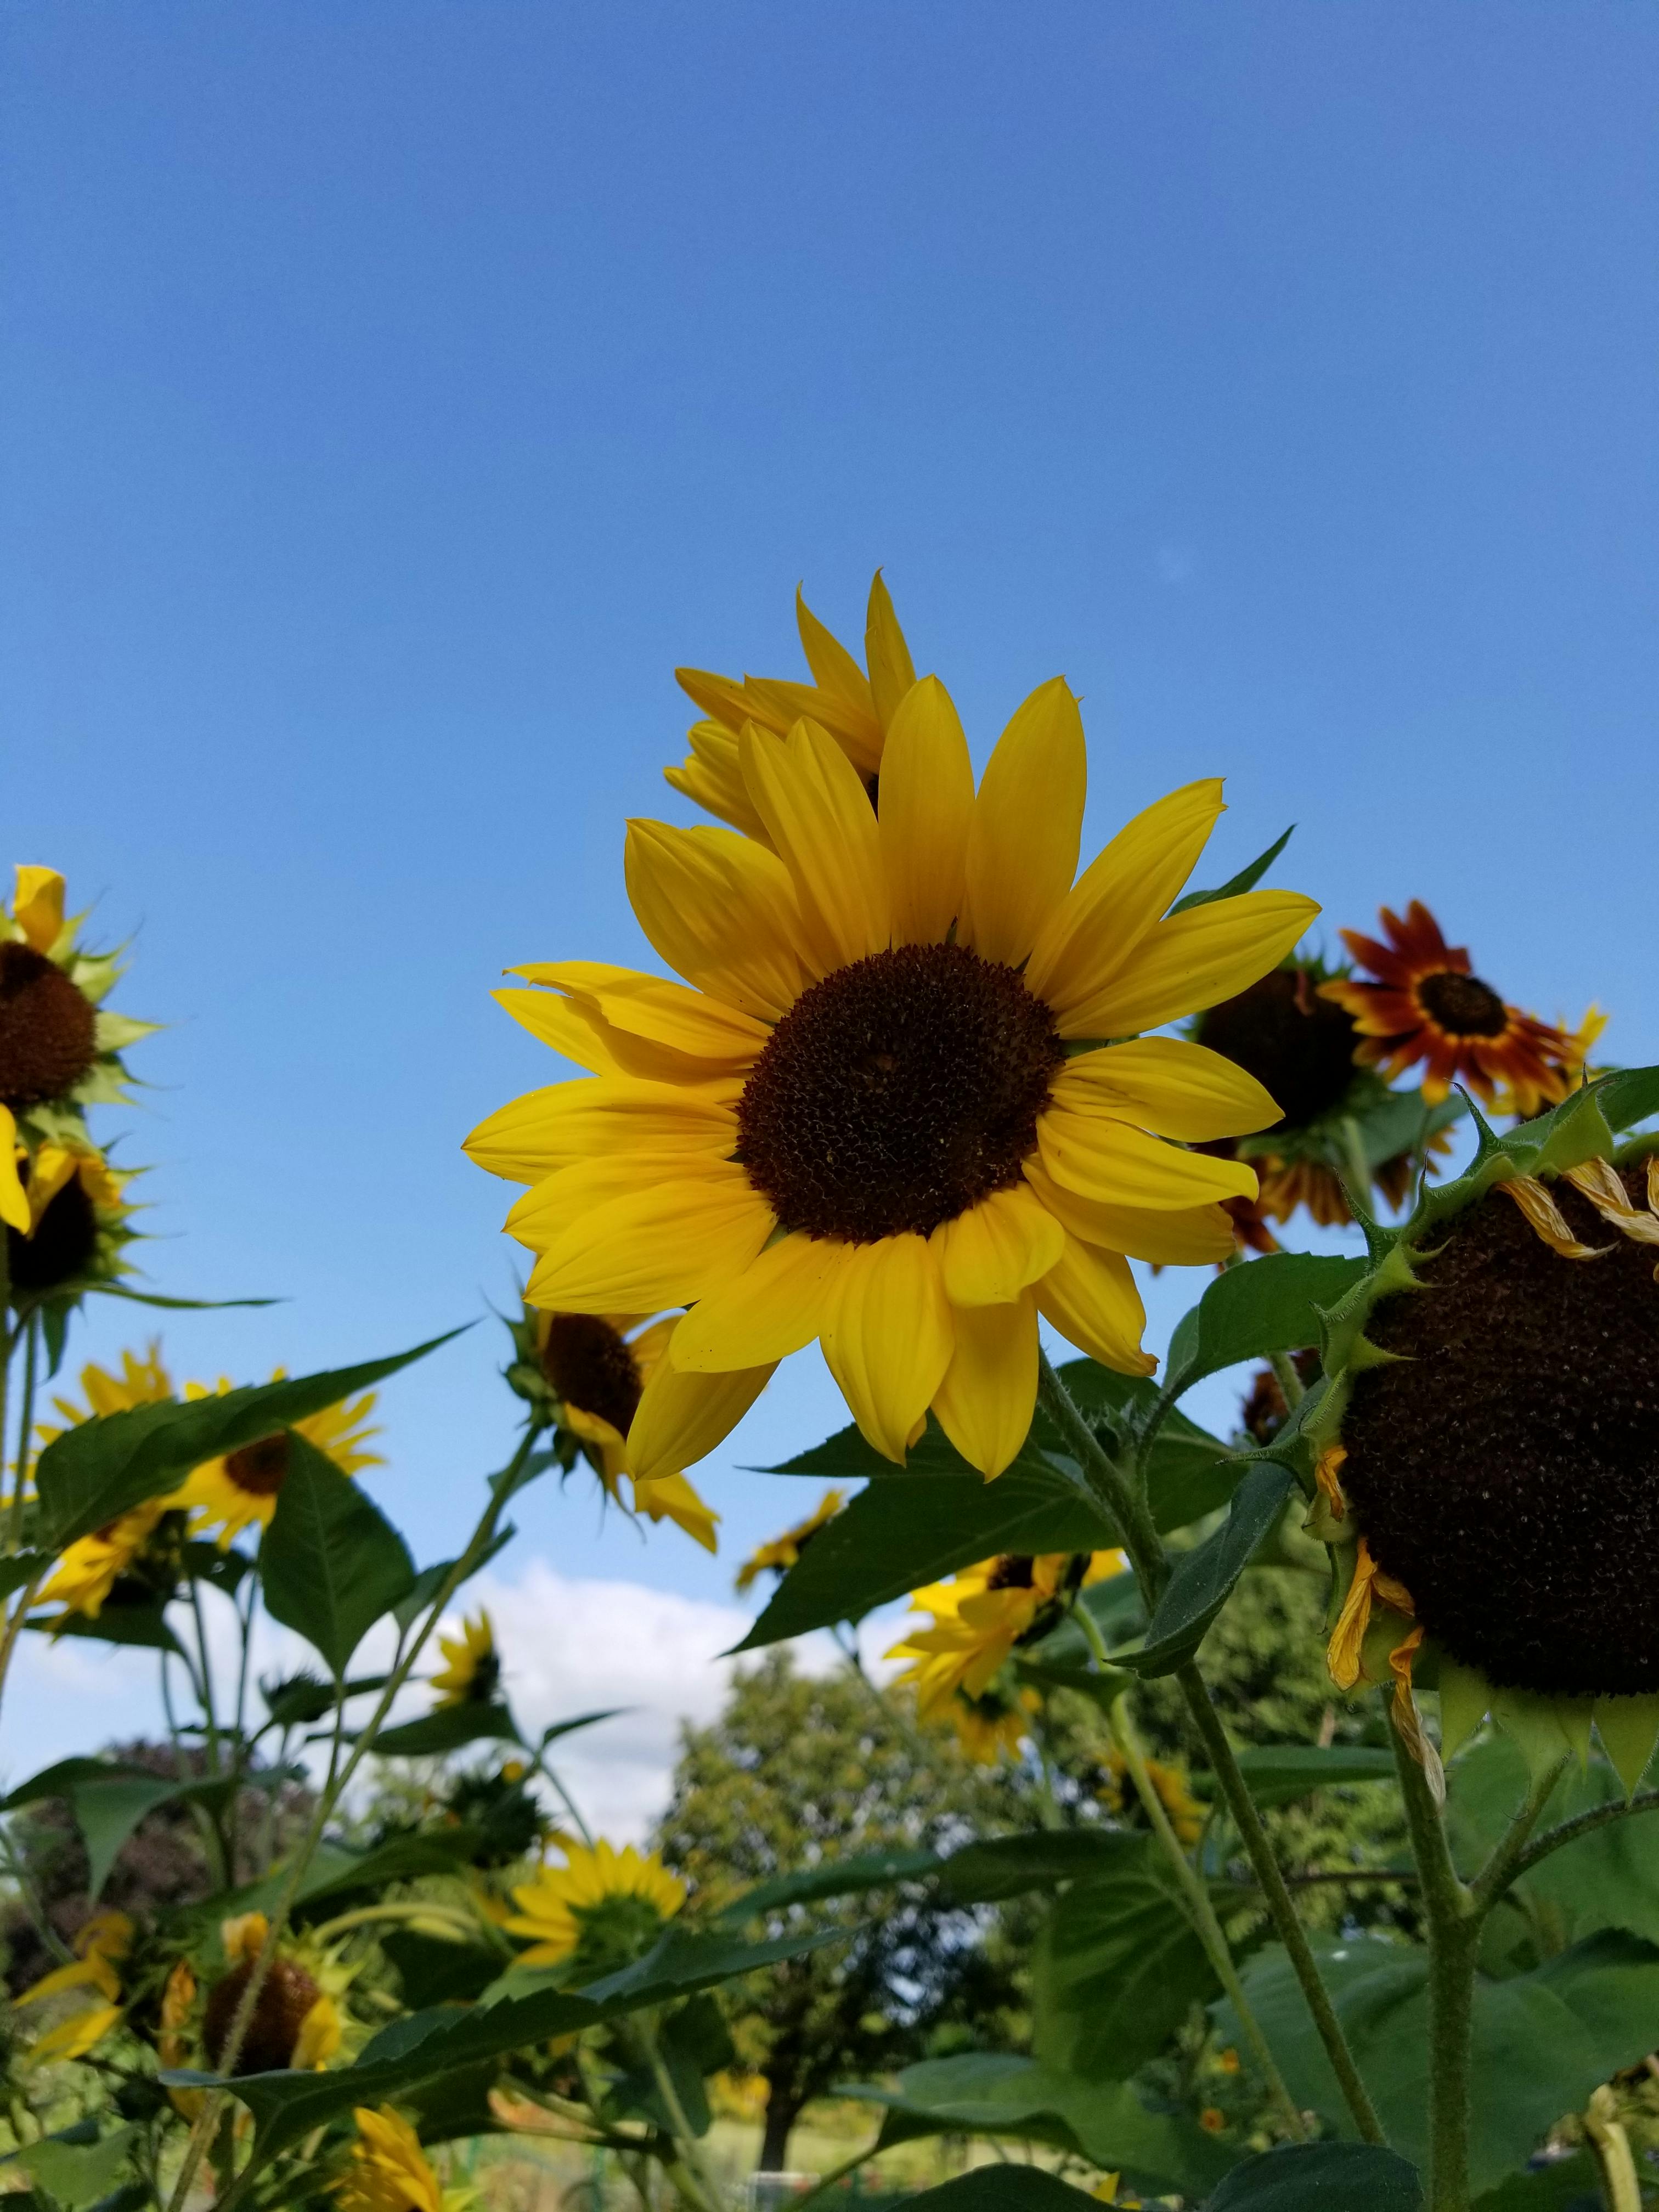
xmin=4 ymin=4 xmax=1656 ymax=1667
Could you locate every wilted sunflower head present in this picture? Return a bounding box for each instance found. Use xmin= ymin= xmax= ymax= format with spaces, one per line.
xmin=0 ymin=866 xmax=153 ymax=1128
xmin=1311 ymin=1070 xmax=1659 ymax=1786
xmin=504 ymin=1840 xmax=687 ymax=1978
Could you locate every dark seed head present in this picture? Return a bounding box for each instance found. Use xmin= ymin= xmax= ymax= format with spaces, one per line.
xmin=0 ymin=943 xmax=98 ymax=1111
xmin=1415 ymin=969 xmax=1508 ymax=1040
xmin=540 ymin=1313 xmax=643 ymax=1437
xmin=202 ymin=1956 xmax=321 ymax=2075
xmin=1342 ymin=1164 xmax=1659 ymax=1696
xmin=223 ymin=1434 xmax=290 ymax=1499
xmin=1195 ymin=967 xmax=1359 ymax=1132
xmin=986 ymin=1555 xmax=1036 ymax=1592
xmin=737 ymin=941 xmax=1062 ymax=1243
xmin=7 ymin=1169 xmax=97 ymax=1297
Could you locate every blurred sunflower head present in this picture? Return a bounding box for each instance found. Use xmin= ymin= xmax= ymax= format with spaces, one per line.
xmin=471 ymin=630 xmax=1317 ymax=1481
xmin=1320 ymin=901 xmax=1589 ymax=1118
xmin=1309 ymin=1070 xmax=1659 ymax=1792
xmin=943 ymin=1681 xmax=1042 ymax=1765
xmin=170 ymin=1379 xmax=382 ymax=1549
xmin=505 ymin=1839 xmax=687 ymax=1978
xmin=887 ymin=1551 xmax=1121 ymax=1714
xmin=200 ymin=1911 xmax=349 ymax=2077
xmin=5 ymin=1137 xmax=139 ymax=1311
xmin=1099 ymin=1750 xmax=1206 ymax=1848
xmin=431 ymin=1609 xmax=501 ymax=1708
xmin=735 ymin=1488 xmax=844 ymax=1591
xmin=0 ymin=865 xmax=154 ymax=1133
xmin=338 ymin=2104 xmax=477 ymax=2212
xmin=16 ymin=1909 xmax=132 ymax=2066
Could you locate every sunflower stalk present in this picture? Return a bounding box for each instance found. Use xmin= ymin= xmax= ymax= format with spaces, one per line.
xmin=8 ymin=1308 xmax=38 ymax=1553
xmin=1035 ymin=1352 xmax=1387 ymax=2146
xmin=1390 ymin=1705 xmax=1479 ymax=2212
xmin=634 ymin=2014 xmax=727 ymax=2212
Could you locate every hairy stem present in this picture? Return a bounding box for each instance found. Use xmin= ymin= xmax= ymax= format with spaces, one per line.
xmin=1268 ymin=1348 xmax=1307 ymax=1412
xmin=1468 ymin=1756 xmax=1568 ymax=1916
xmin=1392 ymin=1708 xmax=1477 ymax=2212
xmin=9 ymin=1312 xmax=39 ymax=1553
xmin=1504 ymin=1789 xmax=1659 ymax=1889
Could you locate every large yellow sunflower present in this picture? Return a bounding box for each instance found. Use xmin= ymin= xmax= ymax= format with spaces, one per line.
xmin=470 ymin=674 xmax=1315 ymax=1477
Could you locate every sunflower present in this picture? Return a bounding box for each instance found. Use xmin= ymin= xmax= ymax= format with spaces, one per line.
xmin=6 ymin=1137 xmax=138 ymax=1307
xmin=170 ymin=1377 xmax=382 ymax=1548
xmin=16 ymin=1909 xmax=132 ymax=2065
xmin=667 ymin=574 xmax=912 ymax=836
xmin=944 ymin=1682 xmax=1042 ymax=1764
xmin=1319 ymin=901 xmax=1586 ymax=1116
xmin=0 ymin=865 xmax=154 ymax=1137
xmin=531 ymin=1306 xmax=719 ymax=1552
xmin=1100 ymin=1750 xmax=1206 ymax=1848
xmin=887 ymin=1552 xmax=1123 ymax=1713
xmin=470 ymin=672 xmax=1316 ymax=1479
xmin=1308 ymin=1076 xmax=1659 ymax=1794
xmin=735 ymin=1489 xmax=844 ymax=1591
xmin=430 ymin=1609 xmax=502 ymax=1708
xmin=27 ymin=1346 xmax=177 ymax=1595
xmin=505 ymin=1839 xmax=687 ymax=1972
xmin=338 ymin=2105 xmax=477 ymax=2212
xmin=202 ymin=1910 xmax=344 ymax=2075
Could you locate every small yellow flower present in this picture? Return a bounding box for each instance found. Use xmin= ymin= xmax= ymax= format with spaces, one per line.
xmin=18 ymin=1911 xmax=132 ymax=2065
xmin=1 ymin=864 xmax=155 ymax=1122
xmin=888 ymin=1552 xmax=1123 ymax=1716
xmin=337 ymin=2104 xmax=476 ymax=2212
xmin=170 ymin=1378 xmax=382 ymax=1548
xmin=735 ymin=1489 xmax=844 ymax=1591
xmin=505 ymin=1840 xmax=686 ymax=1967
xmin=1101 ymin=1751 xmax=1206 ymax=1848
xmin=430 ymin=1610 xmax=501 ymax=1708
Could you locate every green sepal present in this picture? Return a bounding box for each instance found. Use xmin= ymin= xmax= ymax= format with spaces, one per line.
xmin=1592 ymin=1694 xmax=1659 ymax=1797
xmin=1490 ymin=1688 xmax=1595 ymax=1781
xmin=1438 ymin=1660 xmax=1493 ymax=1761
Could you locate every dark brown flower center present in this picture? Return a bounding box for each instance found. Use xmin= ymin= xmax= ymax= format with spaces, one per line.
xmin=986 ymin=1555 xmax=1036 ymax=1591
xmin=737 ymin=943 xmax=1062 ymax=1243
xmin=7 ymin=1167 xmax=97 ymax=1299
xmin=204 ymin=1955 xmax=322 ymax=2075
xmin=0 ymin=943 xmax=98 ymax=1111
xmin=1195 ymin=967 xmax=1358 ymax=1131
xmin=1415 ymin=968 xmax=1508 ymax=1039
xmin=1342 ymin=1164 xmax=1659 ymax=1696
xmin=540 ymin=1313 xmax=643 ymax=1437
xmin=224 ymin=1434 xmax=291 ymax=1499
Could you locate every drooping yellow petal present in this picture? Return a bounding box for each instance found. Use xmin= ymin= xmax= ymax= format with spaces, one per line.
xmin=665 ymin=720 xmax=775 ymax=843
xmin=0 ymin=1109 xmax=29 ymax=1234
xmin=880 ymin=676 xmax=975 ymax=946
xmin=821 ymin=1235 xmax=953 ymax=1462
xmin=510 ymin=963 xmax=769 ymax=1068
xmin=932 ymin=1292 xmax=1039 ymax=1479
xmin=492 ymin=989 xmax=628 ymax=1075
xmin=1035 ymin=1237 xmax=1155 ymax=1376
xmin=506 ymin=1151 xmax=735 ymax=1249
xmin=624 ymin=820 xmax=812 ymax=1020
xmin=1038 ymin=1108 xmax=1258 ymax=1211
xmin=1024 ymin=781 xmax=1226 ymax=1013
xmin=962 ymin=678 xmax=1086 ymax=967
xmin=930 ymin=1184 xmax=1065 ymax=1307
xmin=13 ymin=866 xmax=66 ymax=955
xmin=627 ymin=1341 xmax=776 ymax=1486
xmin=630 ymin=1469 xmax=724 ymax=1553
xmin=798 ymin=586 xmax=877 ymax=716
xmin=1048 ymin=1039 xmax=1281 ymax=1144
xmin=738 ymin=719 xmax=888 ymax=974
xmin=865 ymin=571 xmax=916 ymax=731
xmin=464 ymin=1077 xmax=739 ymax=1186
xmin=670 ymin=1233 xmax=854 ymax=1370
xmin=1023 ymin=1162 xmax=1236 ymax=1267
xmin=526 ymin=1177 xmax=775 ymax=1313
xmin=1054 ymin=891 xmax=1321 ymax=1040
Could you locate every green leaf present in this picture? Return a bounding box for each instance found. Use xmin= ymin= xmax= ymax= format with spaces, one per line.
xmin=1232 ymin=1745 xmax=1400 ymax=1808
xmin=1471 ymin=2153 xmax=1599 ymax=2210
xmin=5 ymin=2124 xmax=142 ymax=2210
xmin=577 ymin=1921 xmax=847 ymax=2007
xmin=0 ymin=1551 xmax=51 ymax=1600
xmin=260 ymin=1432 xmax=415 ymax=1676
xmin=1117 ymin=1462 xmax=1297 ymax=1677
xmin=606 ymin=1992 xmax=735 ymax=2136
xmin=34 ymin=1332 xmax=458 ymax=1550
xmin=1169 ymin=825 xmax=1295 ymax=915
xmin=1164 ymin=1254 xmax=1366 ymax=1401
xmin=260 ymin=1671 xmax=391 ymax=1728
xmin=1599 ymin=1064 xmax=1659 ymax=1135
xmin=381 ymin=1929 xmax=505 ymax=2010
xmin=72 ymin=1776 xmax=199 ymax=1899
xmin=24 ymin=1602 xmax=185 ymax=1658
xmin=941 ymin=1830 xmax=1141 ymax=1904
xmin=91 ymin=1284 xmax=279 ymax=1313
xmin=369 ymin=1702 xmax=521 ymax=1758
xmin=1012 ymin=1658 xmax=1138 ymax=1714
xmin=714 ymin=1846 xmax=942 ymax=1924
xmin=885 ymin=2172 xmax=1099 ymax=2212
xmin=542 ymin=1707 xmax=626 ymax=1746
xmin=1216 ymin=1929 xmax=1659 ymax=2196
xmin=393 ymin=1526 xmax=517 ymax=1631
xmin=1032 ymin=1845 xmax=1219 ymax=2080
xmin=1206 ymin=2143 xmax=1422 ymax=2210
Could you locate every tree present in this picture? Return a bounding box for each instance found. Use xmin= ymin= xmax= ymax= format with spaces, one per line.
xmin=653 ymin=1652 xmax=1031 ymax=2173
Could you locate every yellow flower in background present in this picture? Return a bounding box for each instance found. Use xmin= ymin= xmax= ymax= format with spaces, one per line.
xmin=202 ymin=1910 xmax=347 ymax=2075
xmin=470 ymin=652 xmax=1314 ymax=1481
xmin=1101 ymin=1750 xmax=1206 ymax=1848
xmin=42 ymin=1343 xmax=175 ymax=1432
xmin=666 ymin=574 xmax=909 ymax=838
xmin=735 ymin=1488 xmax=844 ymax=1591
xmin=170 ymin=1379 xmax=382 ymax=1548
xmin=338 ymin=2104 xmax=476 ymax=2212
xmin=888 ymin=1552 xmax=1123 ymax=1714
xmin=18 ymin=1910 xmax=132 ymax=2066
xmin=36 ymin=1496 xmax=177 ymax=1620
xmin=1 ymin=865 xmax=155 ymax=1126
xmin=505 ymin=1839 xmax=687 ymax=1967
xmin=535 ymin=1307 xmax=720 ymax=1553
xmin=5 ymin=1135 xmax=139 ymax=1302
xmin=946 ymin=1684 xmax=1042 ymax=1765
xmin=431 ymin=1610 xmax=501 ymax=1708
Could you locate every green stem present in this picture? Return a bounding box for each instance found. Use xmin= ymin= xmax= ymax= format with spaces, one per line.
xmin=9 ymin=1312 xmax=39 ymax=1553
xmin=1584 ymin=2086 xmax=1642 ymax=2212
xmin=1268 ymin=1348 xmax=1306 ymax=1412
xmin=1035 ymin=1352 xmax=1386 ymax=2147
xmin=1502 ymin=1788 xmax=1659 ymax=1891
xmin=531 ymin=1743 xmax=596 ymax=1847
xmin=1468 ymin=1757 xmax=1568 ymax=1916
xmin=785 ymin=2140 xmax=881 ymax=2212
xmin=636 ymin=2016 xmax=724 ymax=2212
xmin=1391 ymin=1708 xmax=1477 ymax=2212
xmin=189 ymin=1580 xmax=222 ymax=1775
xmin=166 ymin=1419 xmax=548 ymax=2212
xmin=0 ymin=1226 xmax=12 ymax=1548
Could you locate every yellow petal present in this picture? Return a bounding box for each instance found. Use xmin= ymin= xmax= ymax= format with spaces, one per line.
xmin=464 ymin=1078 xmax=739 ymax=1186
xmin=526 ymin=1177 xmax=775 ymax=1312
xmin=744 ymin=677 xmax=883 ymax=780
xmin=507 ymin=1152 xmax=740 ymax=1248
xmin=962 ymin=678 xmax=1086 ymax=967
xmin=670 ymin=1233 xmax=854 ymax=1370
xmin=627 ymin=1344 xmax=776 ymax=1486
xmin=738 ymin=719 xmax=889 ymax=974
xmin=1036 ymin=1237 xmax=1155 ymax=1376
xmin=1038 ymin=1107 xmax=1257 ymax=1211
xmin=932 ymin=1293 xmax=1039 ymax=1479
xmin=821 ymin=1235 xmax=953 ymax=1462
xmin=676 ymin=665 xmax=788 ymax=736
xmin=880 ymin=676 xmax=975 ymax=946
xmin=930 ymin=1184 xmax=1065 ymax=1306
xmin=630 ymin=1469 xmax=724 ymax=1552
xmin=665 ymin=720 xmax=775 ymax=843
xmin=798 ymin=586 xmax=877 ymax=715
xmin=624 ymin=820 xmax=812 ymax=1020
xmin=1024 ymin=781 xmax=1225 ymax=1012
xmin=13 ymin=866 xmax=66 ymax=955
xmin=865 ymin=571 xmax=916 ymax=731
xmin=510 ymin=963 xmax=768 ymax=1067
xmin=1054 ymin=891 xmax=1321 ymax=1040
xmin=492 ymin=989 xmax=627 ymax=1075
xmin=1023 ymin=1162 xmax=1236 ymax=1267
xmin=0 ymin=1109 xmax=29 ymax=1234
xmin=626 ymin=1315 xmax=679 ymax=1388
xmin=1049 ymin=1039 xmax=1281 ymax=1143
